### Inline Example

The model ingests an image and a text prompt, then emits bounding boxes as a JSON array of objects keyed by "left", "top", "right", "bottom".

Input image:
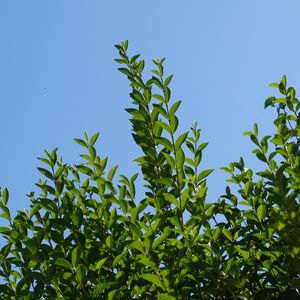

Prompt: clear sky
[{"left": 0, "top": 1, "right": 300, "bottom": 218}]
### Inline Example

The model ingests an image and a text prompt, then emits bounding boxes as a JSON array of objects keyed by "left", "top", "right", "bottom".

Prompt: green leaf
[
  {"left": 118, "top": 67, "right": 132, "bottom": 77},
  {"left": 108, "top": 290, "right": 118, "bottom": 300},
  {"left": 74, "top": 138, "right": 88, "bottom": 148},
  {"left": 157, "top": 178, "right": 174, "bottom": 187},
  {"left": 95, "top": 257, "right": 108, "bottom": 271},
  {"left": 2, "top": 188, "right": 9, "bottom": 205},
  {"left": 130, "top": 54, "right": 140, "bottom": 64},
  {"left": 234, "top": 246, "right": 250, "bottom": 259},
  {"left": 130, "top": 222, "right": 141, "bottom": 237},
  {"left": 253, "top": 123, "right": 258, "bottom": 136},
  {"left": 112, "top": 251, "right": 127, "bottom": 267},
  {"left": 163, "top": 193, "right": 180, "bottom": 209},
  {"left": 152, "top": 94, "right": 165, "bottom": 103},
  {"left": 195, "top": 149, "right": 202, "bottom": 166},
  {"left": 141, "top": 273, "right": 164, "bottom": 289},
  {"left": 197, "top": 169, "right": 214, "bottom": 182},
  {"left": 264, "top": 96, "right": 275, "bottom": 109},
  {"left": 0, "top": 226, "right": 10, "bottom": 234},
  {"left": 37, "top": 167, "right": 53, "bottom": 180},
  {"left": 170, "top": 114, "right": 178, "bottom": 133},
  {"left": 72, "top": 247, "right": 80, "bottom": 267},
  {"left": 54, "top": 258, "right": 72, "bottom": 269},
  {"left": 129, "top": 173, "right": 138, "bottom": 199},
  {"left": 269, "top": 83, "right": 279, "bottom": 88},
  {"left": 90, "top": 132, "right": 100, "bottom": 146},
  {"left": 153, "top": 104, "right": 168, "bottom": 118},
  {"left": 281, "top": 74, "right": 287, "bottom": 88},
  {"left": 76, "top": 264, "right": 87, "bottom": 283},
  {"left": 170, "top": 100, "right": 181, "bottom": 115},
  {"left": 175, "top": 132, "right": 188, "bottom": 150},
  {"left": 157, "top": 120, "right": 171, "bottom": 134},
  {"left": 222, "top": 228, "right": 233, "bottom": 242},
  {"left": 37, "top": 157, "right": 53, "bottom": 167},
  {"left": 164, "top": 87, "right": 171, "bottom": 103},
  {"left": 108, "top": 165, "right": 118, "bottom": 181},
  {"left": 76, "top": 165, "right": 94, "bottom": 176},
  {"left": 164, "top": 74, "right": 173, "bottom": 87},
  {"left": 106, "top": 236, "right": 114, "bottom": 248},
  {"left": 157, "top": 137, "right": 173, "bottom": 152},
  {"left": 0, "top": 204, "right": 11, "bottom": 220},
  {"left": 250, "top": 134, "right": 259, "bottom": 146},
  {"left": 151, "top": 76, "right": 163, "bottom": 89},
  {"left": 198, "top": 142, "right": 208, "bottom": 151},
  {"left": 93, "top": 282, "right": 116, "bottom": 297},
  {"left": 163, "top": 153, "right": 175, "bottom": 169},
  {"left": 55, "top": 165, "right": 65, "bottom": 180},
  {"left": 176, "top": 148, "right": 185, "bottom": 169},
  {"left": 257, "top": 204, "right": 266, "bottom": 222},
  {"left": 24, "top": 239, "right": 37, "bottom": 255}
]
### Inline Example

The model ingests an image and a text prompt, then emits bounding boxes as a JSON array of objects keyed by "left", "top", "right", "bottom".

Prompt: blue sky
[{"left": 0, "top": 1, "right": 300, "bottom": 217}]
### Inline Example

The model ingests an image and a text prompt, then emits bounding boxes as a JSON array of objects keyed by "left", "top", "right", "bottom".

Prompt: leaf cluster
[{"left": 0, "top": 43, "right": 299, "bottom": 299}]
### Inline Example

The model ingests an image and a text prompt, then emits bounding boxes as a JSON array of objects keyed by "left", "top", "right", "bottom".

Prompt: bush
[{"left": 0, "top": 41, "right": 299, "bottom": 299}]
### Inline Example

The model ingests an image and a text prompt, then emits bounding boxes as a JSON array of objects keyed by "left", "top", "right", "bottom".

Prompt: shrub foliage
[{"left": 0, "top": 41, "right": 299, "bottom": 299}]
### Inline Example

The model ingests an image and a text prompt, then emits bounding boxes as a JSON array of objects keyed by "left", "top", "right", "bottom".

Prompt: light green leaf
[
  {"left": 222, "top": 228, "right": 233, "bottom": 242},
  {"left": 55, "top": 165, "right": 66, "bottom": 180},
  {"left": 164, "top": 74, "right": 173, "bottom": 87},
  {"left": 176, "top": 148, "right": 185, "bottom": 169},
  {"left": 163, "top": 193, "right": 180, "bottom": 209},
  {"left": 72, "top": 247, "right": 79, "bottom": 267},
  {"left": 106, "top": 236, "right": 114, "bottom": 248},
  {"left": 157, "top": 137, "right": 173, "bottom": 151},
  {"left": 112, "top": 251, "right": 127, "bottom": 267},
  {"left": 90, "top": 132, "right": 100, "bottom": 146},
  {"left": 95, "top": 257, "right": 108, "bottom": 271},
  {"left": 141, "top": 273, "right": 164, "bottom": 289},
  {"left": 108, "top": 165, "right": 118, "bottom": 181},
  {"left": 257, "top": 204, "right": 266, "bottom": 222},
  {"left": 163, "top": 153, "right": 175, "bottom": 168},
  {"left": 54, "top": 258, "right": 72, "bottom": 269},
  {"left": 170, "top": 114, "right": 178, "bottom": 133},
  {"left": 170, "top": 100, "right": 181, "bottom": 115},
  {"left": 175, "top": 132, "right": 188, "bottom": 150},
  {"left": 74, "top": 138, "right": 88, "bottom": 148},
  {"left": 197, "top": 169, "right": 214, "bottom": 182},
  {"left": 152, "top": 94, "right": 165, "bottom": 103},
  {"left": 2, "top": 188, "right": 9, "bottom": 205},
  {"left": 253, "top": 123, "right": 258, "bottom": 136},
  {"left": 130, "top": 223, "right": 141, "bottom": 237}
]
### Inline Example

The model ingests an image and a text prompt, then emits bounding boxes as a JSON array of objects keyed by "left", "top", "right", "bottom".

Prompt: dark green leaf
[{"left": 37, "top": 167, "right": 53, "bottom": 180}]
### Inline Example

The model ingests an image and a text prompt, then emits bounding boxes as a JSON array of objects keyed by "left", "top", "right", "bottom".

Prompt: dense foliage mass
[{"left": 0, "top": 41, "right": 299, "bottom": 299}]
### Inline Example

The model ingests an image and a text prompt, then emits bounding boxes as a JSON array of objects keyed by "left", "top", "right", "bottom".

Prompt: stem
[{"left": 161, "top": 77, "right": 184, "bottom": 230}]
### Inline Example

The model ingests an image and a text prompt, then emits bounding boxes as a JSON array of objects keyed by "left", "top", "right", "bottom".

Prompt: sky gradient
[{"left": 0, "top": 1, "right": 300, "bottom": 218}]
